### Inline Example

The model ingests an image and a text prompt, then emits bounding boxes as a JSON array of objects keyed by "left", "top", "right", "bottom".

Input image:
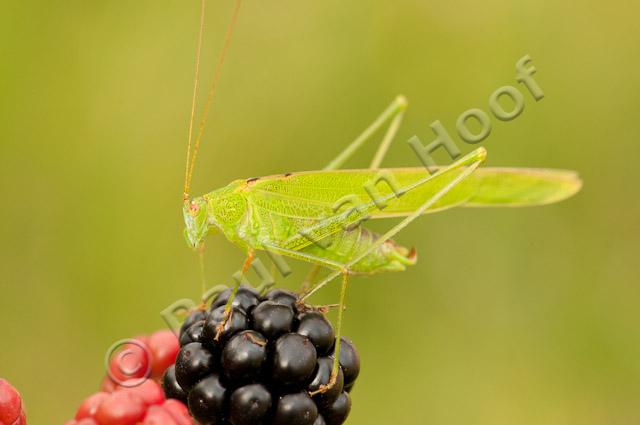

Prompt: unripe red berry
[
  {"left": 161, "top": 400, "right": 193, "bottom": 425},
  {"left": 107, "top": 339, "right": 151, "bottom": 386},
  {"left": 94, "top": 391, "right": 146, "bottom": 425},
  {"left": 66, "top": 419, "right": 98, "bottom": 425},
  {"left": 148, "top": 330, "right": 180, "bottom": 378},
  {"left": 141, "top": 406, "right": 178, "bottom": 425},
  {"left": 117, "top": 380, "right": 165, "bottom": 407},
  {"left": 75, "top": 392, "right": 109, "bottom": 419},
  {"left": 0, "top": 379, "right": 25, "bottom": 425},
  {"left": 100, "top": 376, "right": 118, "bottom": 393}
]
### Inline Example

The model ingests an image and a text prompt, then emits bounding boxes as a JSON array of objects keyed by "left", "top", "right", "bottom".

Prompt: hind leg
[
  {"left": 301, "top": 95, "right": 408, "bottom": 292},
  {"left": 302, "top": 148, "right": 487, "bottom": 391}
]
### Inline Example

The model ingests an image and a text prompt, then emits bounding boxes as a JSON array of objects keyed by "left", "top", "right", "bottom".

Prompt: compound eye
[{"left": 189, "top": 201, "right": 200, "bottom": 214}]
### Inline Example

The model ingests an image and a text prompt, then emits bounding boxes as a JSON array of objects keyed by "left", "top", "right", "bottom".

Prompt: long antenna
[
  {"left": 183, "top": 0, "right": 207, "bottom": 201},
  {"left": 183, "top": 0, "right": 243, "bottom": 201}
]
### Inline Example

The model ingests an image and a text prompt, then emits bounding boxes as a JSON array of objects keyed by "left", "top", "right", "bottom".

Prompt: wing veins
[{"left": 251, "top": 188, "right": 335, "bottom": 210}]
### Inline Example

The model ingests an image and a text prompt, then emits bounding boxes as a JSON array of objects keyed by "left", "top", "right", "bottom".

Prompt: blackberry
[
  {"left": 251, "top": 301, "right": 295, "bottom": 339},
  {"left": 271, "top": 333, "right": 317, "bottom": 389},
  {"left": 335, "top": 337, "right": 360, "bottom": 387},
  {"left": 162, "top": 365, "right": 188, "bottom": 403},
  {"left": 188, "top": 374, "right": 227, "bottom": 424},
  {"left": 180, "top": 309, "right": 208, "bottom": 335},
  {"left": 180, "top": 319, "right": 206, "bottom": 346},
  {"left": 211, "top": 285, "right": 261, "bottom": 313},
  {"left": 229, "top": 384, "right": 272, "bottom": 425},
  {"left": 297, "top": 312, "right": 335, "bottom": 355},
  {"left": 273, "top": 392, "right": 318, "bottom": 425},
  {"left": 164, "top": 287, "right": 361, "bottom": 425},
  {"left": 264, "top": 288, "right": 298, "bottom": 310},
  {"left": 221, "top": 330, "right": 267, "bottom": 382},
  {"left": 307, "top": 358, "right": 344, "bottom": 408},
  {"left": 321, "top": 392, "right": 351, "bottom": 425},
  {"left": 175, "top": 342, "right": 215, "bottom": 391},
  {"left": 202, "top": 306, "right": 248, "bottom": 348}
]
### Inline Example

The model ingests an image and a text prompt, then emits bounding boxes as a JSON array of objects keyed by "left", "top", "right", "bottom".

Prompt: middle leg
[{"left": 215, "top": 249, "right": 255, "bottom": 340}]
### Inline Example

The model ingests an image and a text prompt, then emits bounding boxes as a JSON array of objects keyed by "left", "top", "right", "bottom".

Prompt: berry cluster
[
  {"left": 66, "top": 329, "right": 191, "bottom": 425},
  {"left": 65, "top": 380, "right": 194, "bottom": 425},
  {"left": 0, "top": 379, "right": 26, "bottom": 425},
  {"left": 163, "top": 286, "right": 360, "bottom": 425}
]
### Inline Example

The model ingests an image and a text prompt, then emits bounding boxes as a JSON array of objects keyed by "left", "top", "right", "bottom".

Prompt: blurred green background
[{"left": 1, "top": 1, "right": 639, "bottom": 423}]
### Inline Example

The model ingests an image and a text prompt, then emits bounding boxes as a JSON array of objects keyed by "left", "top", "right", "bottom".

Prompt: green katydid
[{"left": 180, "top": 1, "right": 581, "bottom": 393}]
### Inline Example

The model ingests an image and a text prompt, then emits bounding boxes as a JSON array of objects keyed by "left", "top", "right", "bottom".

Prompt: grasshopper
[{"left": 180, "top": 0, "right": 581, "bottom": 393}]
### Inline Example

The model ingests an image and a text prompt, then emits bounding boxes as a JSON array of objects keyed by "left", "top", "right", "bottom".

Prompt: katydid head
[
  {"left": 183, "top": 197, "right": 210, "bottom": 248},
  {"left": 183, "top": 186, "right": 246, "bottom": 248}
]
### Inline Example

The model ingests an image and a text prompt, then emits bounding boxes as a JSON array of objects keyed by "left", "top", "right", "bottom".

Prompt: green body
[{"left": 183, "top": 165, "right": 581, "bottom": 274}]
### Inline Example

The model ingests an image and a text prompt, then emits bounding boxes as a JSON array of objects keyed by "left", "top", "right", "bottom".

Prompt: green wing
[
  {"left": 248, "top": 166, "right": 581, "bottom": 213},
  {"left": 243, "top": 165, "right": 581, "bottom": 250},
  {"left": 374, "top": 166, "right": 582, "bottom": 216}
]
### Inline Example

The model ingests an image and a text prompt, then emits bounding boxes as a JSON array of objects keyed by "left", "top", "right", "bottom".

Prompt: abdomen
[{"left": 298, "top": 226, "right": 416, "bottom": 274}]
